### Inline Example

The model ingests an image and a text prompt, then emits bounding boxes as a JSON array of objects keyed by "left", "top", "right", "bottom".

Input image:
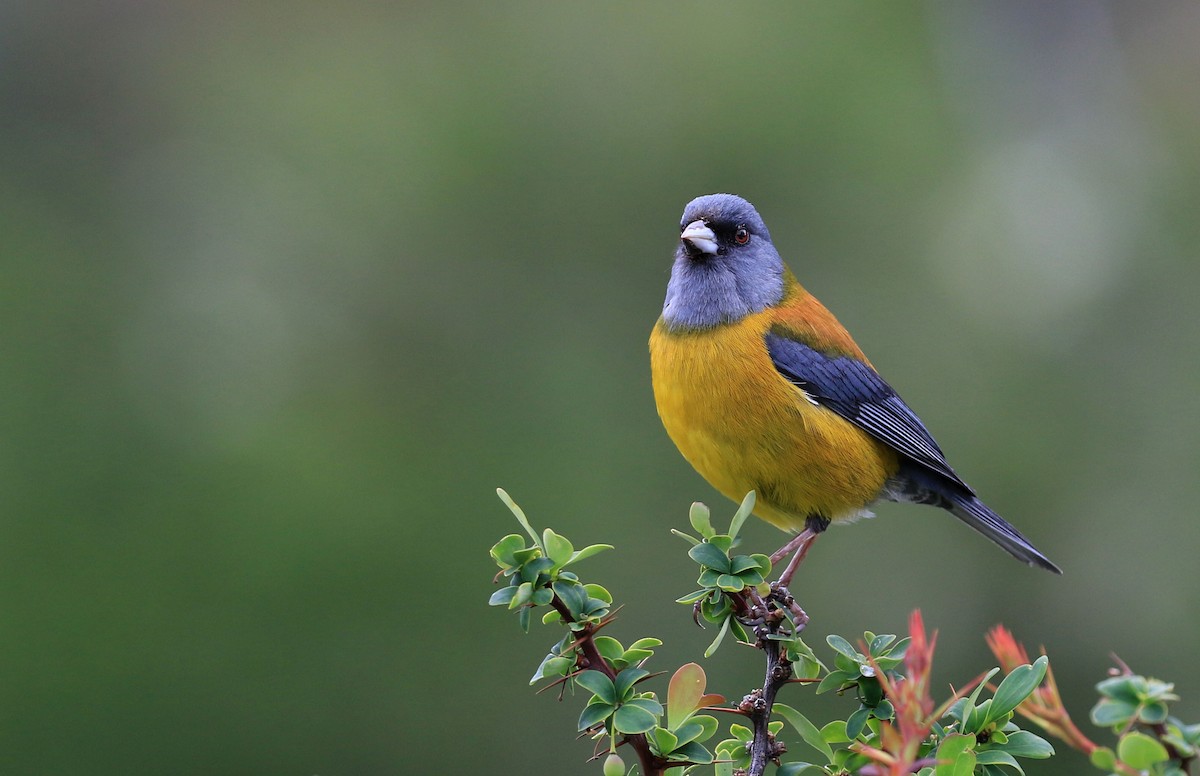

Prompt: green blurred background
[{"left": 3, "top": 2, "right": 1199, "bottom": 773}]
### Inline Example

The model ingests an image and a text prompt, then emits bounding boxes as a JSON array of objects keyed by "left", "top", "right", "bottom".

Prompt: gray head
[{"left": 660, "top": 193, "right": 786, "bottom": 331}]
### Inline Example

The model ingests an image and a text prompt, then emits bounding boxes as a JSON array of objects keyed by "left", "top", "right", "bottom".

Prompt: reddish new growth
[
  {"left": 856, "top": 610, "right": 976, "bottom": 776},
  {"left": 985, "top": 625, "right": 1097, "bottom": 757}
]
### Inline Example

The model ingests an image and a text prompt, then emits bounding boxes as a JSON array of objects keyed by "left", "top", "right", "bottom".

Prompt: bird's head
[{"left": 662, "top": 193, "right": 786, "bottom": 331}]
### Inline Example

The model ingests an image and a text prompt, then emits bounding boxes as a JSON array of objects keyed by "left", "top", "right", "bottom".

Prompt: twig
[{"left": 550, "top": 596, "right": 668, "bottom": 776}]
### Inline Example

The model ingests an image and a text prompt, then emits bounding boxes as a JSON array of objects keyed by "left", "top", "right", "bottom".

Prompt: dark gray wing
[{"left": 765, "top": 331, "right": 972, "bottom": 493}]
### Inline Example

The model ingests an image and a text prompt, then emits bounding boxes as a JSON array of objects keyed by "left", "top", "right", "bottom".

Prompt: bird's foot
[{"left": 768, "top": 583, "right": 809, "bottom": 631}]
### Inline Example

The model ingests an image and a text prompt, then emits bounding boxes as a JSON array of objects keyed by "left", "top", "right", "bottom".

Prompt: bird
[{"left": 649, "top": 193, "right": 1061, "bottom": 583}]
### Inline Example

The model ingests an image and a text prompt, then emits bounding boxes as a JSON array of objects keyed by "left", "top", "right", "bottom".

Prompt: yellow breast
[{"left": 649, "top": 311, "right": 899, "bottom": 532}]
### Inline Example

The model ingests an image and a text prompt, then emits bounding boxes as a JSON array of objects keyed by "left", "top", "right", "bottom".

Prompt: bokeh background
[{"left": 3, "top": 2, "right": 1199, "bottom": 774}]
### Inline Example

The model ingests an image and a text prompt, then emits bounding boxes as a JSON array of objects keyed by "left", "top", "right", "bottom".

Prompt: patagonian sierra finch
[{"left": 649, "top": 193, "right": 1061, "bottom": 583}]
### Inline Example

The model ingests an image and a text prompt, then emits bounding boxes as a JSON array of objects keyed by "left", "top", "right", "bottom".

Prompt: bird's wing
[{"left": 765, "top": 330, "right": 972, "bottom": 493}]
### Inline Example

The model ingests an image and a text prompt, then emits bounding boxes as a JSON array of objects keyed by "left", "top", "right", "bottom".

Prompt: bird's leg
[{"left": 769, "top": 515, "right": 829, "bottom": 588}]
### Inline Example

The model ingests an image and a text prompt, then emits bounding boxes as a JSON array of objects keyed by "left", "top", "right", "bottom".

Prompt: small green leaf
[
  {"left": 488, "top": 586, "right": 518, "bottom": 606},
  {"left": 975, "top": 750, "right": 1022, "bottom": 773},
  {"left": 680, "top": 715, "right": 719, "bottom": 744},
  {"left": 774, "top": 703, "right": 834, "bottom": 763},
  {"left": 688, "top": 542, "right": 731, "bottom": 572},
  {"left": 671, "top": 741, "right": 713, "bottom": 764},
  {"left": 575, "top": 670, "right": 616, "bottom": 704},
  {"left": 1096, "top": 675, "right": 1142, "bottom": 704},
  {"left": 935, "top": 734, "right": 975, "bottom": 776},
  {"left": 496, "top": 488, "right": 541, "bottom": 548},
  {"left": 1091, "top": 698, "right": 1137, "bottom": 727},
  {"left": 716, "top": 573, "right": 744, "bottom": 591},
  {"left": 489, "top": 534, "right": 527, "bottom": 567},
  {"left": 846, "top": 707, "right": 871, "bottom": 740},
  {"left": 992, "top": 730, "right": 1053, "bottom": 759},
  {"left": 613, "top": 702, "right": 659, "bottom": 734},
  {"left": 777, "top": 763, "right": 820, "bottom": 775},
  {"left": 614, "top": 667, "right": 649, "bottom": 700},
  {"left": 690, "top": 502, "right": 715, "bottom": 539},
  {"left": 566, "top": 543, "right": 614, "bottom": 565},
  {"left": 869, "top": 633, "right": 897, "bottom": 655},
  {"left": 510, "top": 581, "right": 533, "bottom": 609},
  {"left": 820, "top": 720, "right": 849, "bottom": 744},
  {"left": 728, "top": 491, "right": 756, "bottom": 539},
  {"left": 826, "top": 634, "right": 859, "bottom": 660},
  {"left": 704, "top": 615, "right": 733, "bottom": 658},
  {"left": 671, "top": 528, "right": 701, "bottom": 546},
  {"left": 584, "top": 583, "right": 613, "bottom": 603},
  {"left": 652, "top": 727, "right": 679, "bottom": 754},
  {"left": 986, "top": 657, "right": 1048, "bottom": 726},
  {"left": 1140, "top": 701, "right": 1170, "bottom": 724},
  {"left": 542, "top": 528, "right": 573, "bottom": 566},
  {"left": 815, "top": 670, "right": 854, "bottom": 695},
  {"left": 578, "top": 698, "right": 615, "bottom": 731},
  {"left": 1117, "top": 731, "right": 1170, "bottom": 770},
  {"left": 1088, "top": 746, "right": 1116, "bottom": 770}
]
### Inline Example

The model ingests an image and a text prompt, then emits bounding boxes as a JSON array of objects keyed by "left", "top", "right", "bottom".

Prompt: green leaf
[
  {"left": 575, "top": 670, "right": 616, "bottom": 704},
  {"left": 774, "top": 703, "right": 834, "bottom": 763},
  {"left": 935, "top": 734, "right": 976, "bottom": 776},
  {"left": 1088, "top": 746, "right": 1116, "bottom": 771},
  {"left": 553, "top": 580, "right": 588, "bottom": 618},
  {"left": 826, "top": 634, "right": 859, "bottom": 660},
  {"left": 1096, "top": 675, "right": 1142, "bottom": 704},
  {"left": 846, "top": 707, "right": 870, "bottom": 740},
  {"left": 716, "top": 573, "right": 744, "bottom": 591},
  {"left": 704, "top": 615, "right": 733, "bottom": 658},
  {"left": 869, "top": 633, "right": 897, "bottom": 654},
  {"left": 614, "top": 667, "right": 649, "bottom": 700},
  {"left": 671, "top": 741, "right": 713, "bottom": 764},
  {"left": 566, "top": 543, "right": 613, "bottom": 566},
  {"left": 488, "top": 586, "right": 518, "bottom": 606},
  {"left": 496, "top": 488, "right": 541, "bottom": 549},
  {"left": 975, "top": 750, "right": 1022, "bottom": 773},
  {"left": 690, "top": 502, "right": 715, "bottom": 539},
  {"left": 688, "top": 542, "right": 731, "bottom": 572},
  {"left": 1117, "top": 731, "right": 1170, "bottom": 769},
  {"left": 614, "top": 702, "right": 659, "bottom": 734},
  {"left": 1091, "top": 698, "right": 1137, "bottom": 727},
  {"left": 542, "top": 528, "right": 573, "bottom": 567},
  {"left": 680, "top": 715, "right": 719, "bottom": 744},
  {"left": 489, "top": 534, "right": 526, "bottom": 567},
  {"left": 578, "top": 698, "right": 615, "bottom": 731},
  {"left": 584, "top": 583, "right": 613, "bottom": 603},
  {"left": 652, "top": 727, "right": 679, "bottom": 754},
  {"left": 815, "top": 670, "right": 854, "bottom": 695},
  {"left": 1140, "top": 701, "right": 1170, "bottom": 724},
  {"left": 729, "top": 555, "right": 761, "bottom": 575},
  {"left": 820, "top": 720, "right": 850, "bottom": 744},
  {"left": 992, "top": 730, "right": 1053, "bottom": 759},
  {"left": 777, "top": 764, "right": 820, "bottom": 775},
  {"left": 510, "top": 581, "right": 533, "bottom": 609},
  {"left": 986, "top": 657, "right": 1048, "bottom": 726},
  {"left": 728, "top": 490, "right": 756, "bottom": 539}
]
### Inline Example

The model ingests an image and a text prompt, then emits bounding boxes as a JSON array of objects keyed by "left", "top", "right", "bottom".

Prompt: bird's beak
[{"left": 680, "top": 219, "right": 719, "bottom": 255}]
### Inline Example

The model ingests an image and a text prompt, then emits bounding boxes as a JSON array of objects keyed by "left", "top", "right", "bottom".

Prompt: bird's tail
[{"left": 945, "top": 494, "right": 1062, "bottom": 574}]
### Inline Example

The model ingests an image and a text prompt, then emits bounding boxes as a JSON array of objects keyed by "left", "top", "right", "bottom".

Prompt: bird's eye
[{"left": 734, "top": 226, "right": 750, "bottom": 245}]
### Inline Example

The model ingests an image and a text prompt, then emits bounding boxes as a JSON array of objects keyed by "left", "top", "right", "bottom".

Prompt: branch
[{"left": 550, "top": 596, "right": 668, "bottom": 776}]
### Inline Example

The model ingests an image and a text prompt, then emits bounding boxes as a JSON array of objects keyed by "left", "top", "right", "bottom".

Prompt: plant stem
[
  {"left": 551, "top": 596, "right": 667, "bottom": 776},
  {"left": 745, "top": 591, "right": 795, "bottom": 776}
]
